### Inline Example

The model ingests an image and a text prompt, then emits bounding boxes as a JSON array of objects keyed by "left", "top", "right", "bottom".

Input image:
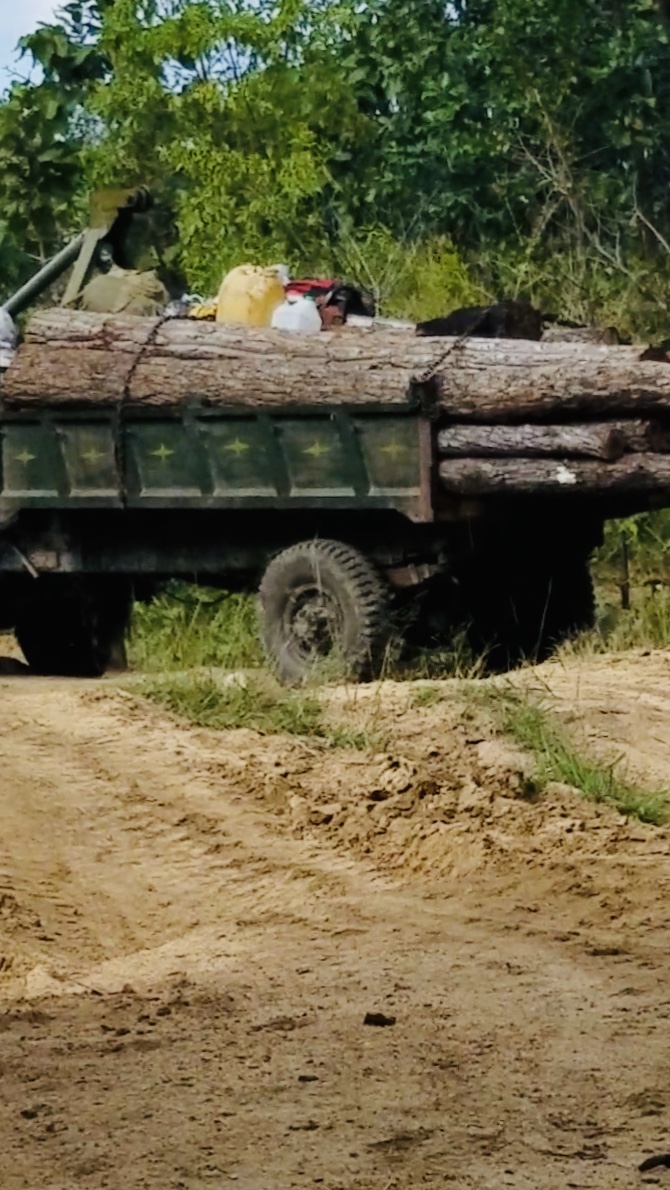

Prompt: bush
[
  {"left": 569, "top": 511, "right": 670, "bottom": 654},
  {"left": 310, "top": 226, "right": 486, "bottom": 322},
  {"left": 129, "top": 583, "right": 262, "bottom": 672}
]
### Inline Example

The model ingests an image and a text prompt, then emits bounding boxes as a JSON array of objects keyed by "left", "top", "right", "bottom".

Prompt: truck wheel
[
  {"left": 15, "top": 578, "right": 131, "bottom": 677},
  {"left": 259, "top": 540, "right": 389, "bottom": 683}
]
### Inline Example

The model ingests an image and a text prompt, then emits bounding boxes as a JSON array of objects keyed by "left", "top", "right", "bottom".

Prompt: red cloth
[{"left": 285, "top": 278, "right": 337, "bottom": 298}]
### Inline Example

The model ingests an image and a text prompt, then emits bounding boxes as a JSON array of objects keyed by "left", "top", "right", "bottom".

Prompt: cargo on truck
[{"left": 1, "top": 297, "right": 670, "bottom": 680}]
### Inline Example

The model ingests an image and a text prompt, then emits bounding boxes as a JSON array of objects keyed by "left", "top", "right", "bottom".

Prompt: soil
[{"left": 1, "top": 646, "right": 670, "bottom": 1189}]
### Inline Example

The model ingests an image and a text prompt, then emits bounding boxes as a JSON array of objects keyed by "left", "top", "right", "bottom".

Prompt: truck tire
[
  {"left": 259, "top": 540, "right": 389, "bottom": 683},
  {"left": 15, "top": 578, "right": 131, "bottom": 677}
]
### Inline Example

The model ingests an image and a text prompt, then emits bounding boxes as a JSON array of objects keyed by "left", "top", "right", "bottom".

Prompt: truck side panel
[{"left": 0, "top": 409, "right": 432, "bottom": 521}]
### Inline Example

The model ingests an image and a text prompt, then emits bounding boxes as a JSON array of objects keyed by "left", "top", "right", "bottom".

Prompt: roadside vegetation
[
  {"left": 134, "top": 651, "right": 668, "bottom": 823},
  {"left": 129, "top": 584, "right": 262, "bottom": 672},
  {"left": 560, "top": 513, "right": 670, "bottom": 656},
  {"left": 480, "top": 686, "right": 668, "bottom": 826},
  {"left": 136, "top": 669, "right": 386, "bottom": 751}
]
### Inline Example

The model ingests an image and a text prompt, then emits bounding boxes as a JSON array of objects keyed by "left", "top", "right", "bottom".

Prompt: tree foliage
[{"left": 2, "top": 0, "right": 670, "bottom": 320}]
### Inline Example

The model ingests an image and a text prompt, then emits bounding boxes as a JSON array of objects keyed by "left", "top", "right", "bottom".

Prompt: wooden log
[
  {"left": 1, "top": 310, "right": 437, "bottom": 409},
  {"left": 606, "top": 419, "right": 670, "bottom": 453},
  {"left": 438, "top": 455, "right": 670, "bottom": 496},
  {"left": 428, "top": 338, "right": 670, "bottom": 421},
  {"left": 1, "top": 314, "right": 157, "bottom": 406},
  {"left": 437, "top": 423, "right": 626, "bottom": 461},
  {"left": 6, "top": 309, "right": 670, "bottom": 423},
  {"left": 542, "top": 325, "right": 621, "bottom": 345}
]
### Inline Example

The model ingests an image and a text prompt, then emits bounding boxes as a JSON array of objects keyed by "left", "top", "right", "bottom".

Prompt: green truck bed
[{"left": 0, "top": 407, "right": 432, "bottom": 522}]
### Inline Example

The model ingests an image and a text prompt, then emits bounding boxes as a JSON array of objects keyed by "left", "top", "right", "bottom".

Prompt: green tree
[
  {"left": 5, "top": 0, "right": 670, "bottom": 306},
  {"left": 330, "top": 0, "right": 670, "bottom": 248},
  {"left": 0, "top": 1, "right": 108, "bottom": 299},
  {"left": 72, "top": 1, "right": 373, "bottom": 288}
]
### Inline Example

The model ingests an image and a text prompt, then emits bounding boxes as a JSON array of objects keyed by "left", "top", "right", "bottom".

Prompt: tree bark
[
  {"left": 5, "top": 310, "right": 670, "bottom": 424},
  {"left": 1, "top": 310, "right": 434, "bottom": 409},
  {"left": 437, "top": 423, "right": 626, "bottom": 461},
  {"left": 2, "top": 313, "right": 153, "bottom": 407},
  {"left": 438, "top": 455, "right": 670, "bottom": 496},
  {"left": 541, "top": 326, "right": 620, "bottom": 345},
  {"left": 427, "top": 339, "right": 670, "bottom": 421},
  {"left": 606, "top": 419, "right": 670, "bottom": 453}
]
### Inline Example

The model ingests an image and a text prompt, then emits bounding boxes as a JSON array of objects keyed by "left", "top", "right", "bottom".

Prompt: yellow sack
[
  {"left": 187, "top": 301, "right": 218, "bottom": 321},
  {"left": 215, "top": 264, "right": 286, "bottom": 327}
]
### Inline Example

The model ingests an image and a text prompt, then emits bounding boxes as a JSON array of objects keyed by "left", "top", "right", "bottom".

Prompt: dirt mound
[
  {"left": 2, "top": 660, "right": 670, "bottom": 1189},
  {"left": 518, "top": 649, "right": 670, "bottom": 790},
  {"left": 137, "top": 675, "right": 670, "bottom": 904}
]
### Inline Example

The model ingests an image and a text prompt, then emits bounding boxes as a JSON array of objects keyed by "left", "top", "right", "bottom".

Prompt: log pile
[
  {"left": 436, "top": 420, "right": 670, "bottom": 495},
  {"left": 5, "top": 308, "right": 670, "bottom": 418},
  {"left": 3, "top": 308, "right": 670, "bottom": 498},
  {"left": 437, "top": 455, "right": 670, "bottom": 496}
]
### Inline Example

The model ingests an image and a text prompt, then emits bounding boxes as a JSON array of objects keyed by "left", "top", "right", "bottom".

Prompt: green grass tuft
[
  {"left": 138, "top": 672, "right": 321, "bottom": 735},
  {"left": 559, "top": 585, "right": 670, "bottom": 658},
  {"left": 325, "top": 722, "right": 387, "bottom": 750},
  {"left": 409, "top": 684, "right": 446, "bottom": 709},
  {"left": 136, "top": 671, "right": 383, "bottom": 749},
  {"left": 484, "top": 687, "right": 668, "bottom": 825}
]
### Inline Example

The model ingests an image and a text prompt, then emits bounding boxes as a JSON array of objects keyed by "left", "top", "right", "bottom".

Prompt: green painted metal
[{"left": 0, "top": 408, "right": 429, "bottom": 519}]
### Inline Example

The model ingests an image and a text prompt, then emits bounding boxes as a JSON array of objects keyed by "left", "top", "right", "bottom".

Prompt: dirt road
[{"left": 1, "top": 654, "right": 670, "bottom": 1190}]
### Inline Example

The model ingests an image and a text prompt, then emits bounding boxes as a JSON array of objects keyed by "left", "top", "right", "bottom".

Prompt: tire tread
[{"left": 259, "top": 538, "right": 389, "bottom": 682}]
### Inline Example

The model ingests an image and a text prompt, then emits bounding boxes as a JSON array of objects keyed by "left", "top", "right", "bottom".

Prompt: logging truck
[{"left": 1, "top": 306, "right": 670, "bottom": 680}]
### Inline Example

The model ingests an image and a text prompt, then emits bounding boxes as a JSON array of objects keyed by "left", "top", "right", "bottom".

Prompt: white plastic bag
[{"left": 271, "top": 294, "right": 322, "bottom": 334}]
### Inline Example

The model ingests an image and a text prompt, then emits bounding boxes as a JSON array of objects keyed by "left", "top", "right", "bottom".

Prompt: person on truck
[{"left": 77, "top": 197, "right": 186, "bottom": 317}]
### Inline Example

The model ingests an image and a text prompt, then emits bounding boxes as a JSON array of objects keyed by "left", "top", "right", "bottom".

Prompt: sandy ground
[{"left": 1, "top": 649, "right": 670, "bottom": 1189}]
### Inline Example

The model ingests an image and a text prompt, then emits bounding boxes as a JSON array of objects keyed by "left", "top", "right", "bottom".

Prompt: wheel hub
[{"left": 287, "top": 587, "right": 342, "bottom": 656}]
